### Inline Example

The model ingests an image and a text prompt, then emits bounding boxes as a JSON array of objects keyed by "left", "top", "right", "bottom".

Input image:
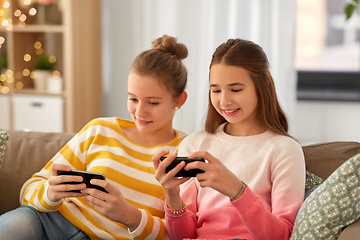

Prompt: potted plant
[
  {"left": 33, "top": 54, "right": 55, "bottom": 91},
  {"left": 0, "top": 51, "right": 7, "bottom": 88}
]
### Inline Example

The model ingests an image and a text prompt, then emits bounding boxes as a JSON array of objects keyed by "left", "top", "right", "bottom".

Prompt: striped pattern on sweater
[{"left": 20, "top": 117, "right": 186, "bottom": 239}]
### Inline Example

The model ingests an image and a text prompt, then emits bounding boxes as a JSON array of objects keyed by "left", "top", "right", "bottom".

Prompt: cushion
[
  {"left": 0, "top": 131, "right": 9, "bottom": 167},
  {"left": 305, "top": 170, "right": 324, "bottom": 199},
  {"left": 290, "top": 153, "right": 360, "bottom": 240}
]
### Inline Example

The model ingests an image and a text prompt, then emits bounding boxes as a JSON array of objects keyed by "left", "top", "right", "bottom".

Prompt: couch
[{"left": 0, "top": 130, "right": 359, "bottom": 239}]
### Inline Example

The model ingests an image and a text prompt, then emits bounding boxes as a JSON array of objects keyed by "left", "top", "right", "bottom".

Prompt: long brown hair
[
  {"left": 205, "top": 39, "right": 291, "bottom": 138},
  {"left": 130, "top": 35, "right": 188, "bottom": 99}
]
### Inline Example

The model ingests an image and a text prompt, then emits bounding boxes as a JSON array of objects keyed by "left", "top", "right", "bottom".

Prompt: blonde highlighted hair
[{"left": 130, "top": 35, "right": 188, "bottom": 99}]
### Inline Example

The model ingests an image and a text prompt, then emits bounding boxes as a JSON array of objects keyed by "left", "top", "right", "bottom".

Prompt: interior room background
[
  {"left": 0, "top": 0, "right": 359, "bottom": 146},
  {"left": 101, "top": 0, "right": 360, "bottom": 145},
  {"left": 102, "top": 0, "right": 298, "bottom": 137}
]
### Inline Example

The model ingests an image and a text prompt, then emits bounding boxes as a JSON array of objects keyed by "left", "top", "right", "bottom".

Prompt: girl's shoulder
[
  {"left": 269, "top": 132, "right": 301, "bottom": 145},
  {"left": 78, "top": 117, "right": 128, "bottom": 136},
  {"left": 175, "top": 130, "right": 188, "bottom": 140},
  {"left": 84, "top": 117, "right": 127, "bottom": 127},
  {"left": 268, "top": 132, "right": 303, "bottom": 153},
  {"left": 180, "top": 130, "right": 210, "bottom": 145},
  {"left": 185, "top": 129, "right": 209, "bottom": 139}
]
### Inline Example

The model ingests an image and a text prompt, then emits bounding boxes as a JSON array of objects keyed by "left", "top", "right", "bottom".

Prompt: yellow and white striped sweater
[{"left": 20, "top": 117, "right": 186, "bottom": 240}]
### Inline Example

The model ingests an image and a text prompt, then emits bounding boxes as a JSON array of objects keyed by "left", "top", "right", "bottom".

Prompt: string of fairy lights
[{"left": 0, "top": 0, "right": 60, "bottom": 94}]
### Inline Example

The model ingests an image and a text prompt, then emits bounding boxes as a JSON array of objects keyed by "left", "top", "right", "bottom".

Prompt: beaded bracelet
[
  {"left": 230, "top": 181, "right": 246, "bottom": 201},
  {"left": 164, "top": 201, "right": 187, "bottom": 218}
]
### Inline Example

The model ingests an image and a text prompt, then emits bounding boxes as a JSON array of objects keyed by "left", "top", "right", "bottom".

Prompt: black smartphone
[
  {"left": 57, "top": 170, "right": 108, "bottom": 193},
  {"left": 160, "top": 157, "right": 205, "bottom": 177}
]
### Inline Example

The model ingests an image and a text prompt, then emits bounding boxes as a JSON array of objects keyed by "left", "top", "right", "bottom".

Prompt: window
[{"left": 295, "top": 0, "right": 360, "bottom": 101}]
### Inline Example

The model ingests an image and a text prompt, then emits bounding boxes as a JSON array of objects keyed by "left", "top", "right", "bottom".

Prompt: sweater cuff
[
  {"left": 43, "top": 181, "right": 63, "bottom": 207},
  {"left": 128, "top": 209, "right": 147, "bottom": 238},
  {"left": 230, "top": 185, "right": 258, "bottom": 213},
  {"left": 164, "top": 201, "right": 187, "bottom": 218}
]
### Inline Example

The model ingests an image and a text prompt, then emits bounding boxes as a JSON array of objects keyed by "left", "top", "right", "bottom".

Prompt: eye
[
  {"left": 211, "top": 89, "right": 221, "bottom": 93},
  {"left": 129, "top": 97, "right": 138, "bottom": 102},
  {"left": 149, "top": 102, "right": 159, "bottom": 105},
  {"left": 232, "top": 89, "right": 243, "bottom": 92}
]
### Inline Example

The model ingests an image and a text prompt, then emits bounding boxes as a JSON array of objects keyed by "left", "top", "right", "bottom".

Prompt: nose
[
  {"left": 135, "top": 101, "right": 148, "bottom": 118},
  {"left": 220, "top": 92, "right": 232, "bottom": 107}
]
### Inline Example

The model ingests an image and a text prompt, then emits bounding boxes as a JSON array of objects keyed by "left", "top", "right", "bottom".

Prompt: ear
[{"left": 175, "top": 91, "right": 188, "bottom": 109}]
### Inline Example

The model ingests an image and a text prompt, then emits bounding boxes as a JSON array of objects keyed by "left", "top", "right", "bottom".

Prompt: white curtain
[{"left": 101, "top": 0, "right": 297, "bottom": 135}]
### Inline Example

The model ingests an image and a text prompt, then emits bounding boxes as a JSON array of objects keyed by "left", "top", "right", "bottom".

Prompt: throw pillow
[
  {"left": 290, "top": 153, "right": 360, "bottom": 240},
  {"left": 305, "top": 170, "right": 324, "bottom": 199},
  {"left": 0, "top": 131, "right": 9, "bottom": 167}
]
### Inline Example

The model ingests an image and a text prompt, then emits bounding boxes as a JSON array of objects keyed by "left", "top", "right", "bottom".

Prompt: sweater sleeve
[
  {"left": 232, "top": 139, "right": 305, "bottom": 240},
  {"left": 164, "top": 179, "right": 199, "bottom": 240},
  {"left": 232, "top": 186, "right": 294, "bottom": 240},
  {"left": 163, "top": 132, "right": 203, "bottom": 240},
  {"left": 19, "top": 133, "right": 83, "bottom": 211},
  {"left": 130, "top": 209, "right": 168, "bottom": 240}
]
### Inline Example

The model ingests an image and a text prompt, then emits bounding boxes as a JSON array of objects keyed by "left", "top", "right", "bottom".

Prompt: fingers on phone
[
  {"left": 170, "top": 161, "right": 186, "bottom": 176},
  {"left": 89, "top": 179, "right": 109, "bottom": 193},
  {"left": 52, "top": 164, "right": 71, "bottom": 175},
  {"left": 57, "top": 175, "right": 85, "bottom": 192},
  {"left": 184, "top": 160, "right": 203, "bottom": 171},
  {"left": 59, "top": 175, "right": 83, "bottom": 184},
  {"left": 61, "top": 183, "right": 87, "bottom": 193}
]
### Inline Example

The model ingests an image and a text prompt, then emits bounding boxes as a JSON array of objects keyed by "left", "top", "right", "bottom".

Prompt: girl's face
[
  {"left": 209, "top": 64, "right": 260, "bottom": 136},
  {"left": 127, "top": 71, "right": 178, "bottom": 135}
]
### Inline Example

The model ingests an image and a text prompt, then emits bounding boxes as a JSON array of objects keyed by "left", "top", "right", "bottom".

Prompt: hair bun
[{"left": 152, "top": 35, "right": 188, "bottom": 60}]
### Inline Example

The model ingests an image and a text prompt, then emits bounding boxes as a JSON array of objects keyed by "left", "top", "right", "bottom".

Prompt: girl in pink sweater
[{"left": 153, "top": 39, "right": 305, "bottom": 240}]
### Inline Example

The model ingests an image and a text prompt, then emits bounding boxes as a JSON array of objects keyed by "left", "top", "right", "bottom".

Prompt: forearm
[
  {"left": 233, "top": 187, "right": 293, "bottom": 240},
  {"left": 164, "top": 179, "right": 199, "bottom": 240},
  {"left": 165, "top": 210, "right": 197, "bottom": 240},
  {"left": 121, "top": 204, "right": 142, "bottom": 232},
  {"left": 164, "top": 190, "right": 183, "bottom": 211}
]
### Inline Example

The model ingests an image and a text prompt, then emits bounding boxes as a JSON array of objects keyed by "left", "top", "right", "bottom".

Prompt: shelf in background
[
  {"left": 11, "top": 88, "right": 64, "bottom": 96},
  {"left": 10, "top": 25, "right": 64, "bottom": 33}
]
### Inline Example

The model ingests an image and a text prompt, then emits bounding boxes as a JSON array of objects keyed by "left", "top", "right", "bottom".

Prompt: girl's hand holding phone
[
  {"left": 152, "top": 151, "right": 193, "bottom": 193},
  {"left": 186, "top": 151, "right": 243, "bottom": 199},
  {"left": 82, "top": 179, "right": 142, "bottom": 231},
  {"left": 47, "top": 164, "right": 87, "bottom": 202},
  {"left": 49, "top": 164, "right": 141, "bottom": 231},
  {"left": 152, "top": 150, "right": 191, "bottom": 210}
]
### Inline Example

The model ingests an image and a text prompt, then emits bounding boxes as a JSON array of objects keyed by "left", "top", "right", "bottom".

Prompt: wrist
[
  {"left": 164, "top": 200, "right": 187, "bottom": 217},
  {"left": 230, "top": 181, "right": 246, "bottom": 201},
  {"left": 123, "top": 205, "right": 142, "bottom": 232},
  {"left": 164, "top": 190, "right": 182, "bottom": 210}
]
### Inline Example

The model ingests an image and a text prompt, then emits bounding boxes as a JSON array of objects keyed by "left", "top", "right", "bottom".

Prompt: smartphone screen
[
  {"left": 160, "top": 157, "right": 205, "bottom": 177},
  {"left": 57, "top": 170, "right": 108, "bottom": 193}
]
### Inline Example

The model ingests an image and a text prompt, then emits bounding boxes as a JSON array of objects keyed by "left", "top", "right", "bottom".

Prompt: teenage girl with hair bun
[
  {"left": 153, "top": 38, "right": 305, "bottom": 240},
  {"left": 0, "top": 35, "right": 188, "bottom": 240}
]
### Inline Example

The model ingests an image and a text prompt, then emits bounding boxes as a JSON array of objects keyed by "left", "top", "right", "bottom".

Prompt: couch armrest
[
  {"left": 337, "top": 217, "right": 360, "bottom": 240},
  {"left": 0, "top": 130, "right": 75, "bottom": 215},
  {"left": 303, "top": 141, "right": 360, "bottom": 179}
]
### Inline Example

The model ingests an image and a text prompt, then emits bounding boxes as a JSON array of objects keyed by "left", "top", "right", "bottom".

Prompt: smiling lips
[
  {"left": 136, "top": 118, "right": 152, "bottom": 125},
  {"left": 222, "top": 108, "right": 240, "bottom": 116}
]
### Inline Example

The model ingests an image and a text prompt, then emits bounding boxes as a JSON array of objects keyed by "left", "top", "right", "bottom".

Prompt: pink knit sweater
[{"left": 165, "top": 124, "right": 305, "bottom": 240}]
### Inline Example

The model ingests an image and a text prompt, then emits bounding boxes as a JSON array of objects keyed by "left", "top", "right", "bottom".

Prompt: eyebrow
[
  {"left": 127, "top": 92, "right": 162, "bottom": 99},
  {"left": 210, "top": 82, "right": 245, "bottom": 87}
]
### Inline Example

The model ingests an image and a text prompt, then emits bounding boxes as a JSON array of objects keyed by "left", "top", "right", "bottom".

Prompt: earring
[{"left": 175, "top": 107, "right": 179, "bottom": 110}]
